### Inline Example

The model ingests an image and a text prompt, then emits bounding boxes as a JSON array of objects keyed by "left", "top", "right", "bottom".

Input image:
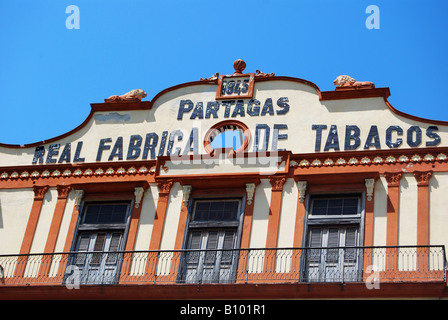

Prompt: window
[
  {"left": 81, "top": 203, "right": 129, "bottom": 224},
  {"left": 309, "top": 194, "right": 361, "bottom": 217},
  {"left": 180, "top": 199, "right": 243, "bottom": 283},
  {"left": 304, "top": 194, "right": 363, "bottom": 282},
  {"left": 67, "top": 201, "right": 131, "bottom": 285}
]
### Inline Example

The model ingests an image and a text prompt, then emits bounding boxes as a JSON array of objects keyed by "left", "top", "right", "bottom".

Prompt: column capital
[
  {"left": 33, "top": 185, "right": 49, "bottom": 200},
  {"left": 56, "top": 185, "right": 72, "bottom": 199},
  {"left": 158, "top": 180, "right": 174, "bottom": 196},
  {"left": 413, "top": 171, "right": 433, "bottom": 186},
  {"left": 269, "top": 176, "right": 286, "bottom": 192},
  {"left": 384, "top": 172, "right": 403, "bottom": 187}
]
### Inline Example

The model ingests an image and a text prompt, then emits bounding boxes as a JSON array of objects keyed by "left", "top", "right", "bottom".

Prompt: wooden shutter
[
  {"left": 205, "top": 231, "right": 219, "bottom": 264},
  {"left": 326, "top": 228, "right": 340, "bottom": 263},
  {"left": 75, "top": 233, "right": 90, "bottom": 265},
  {"left": 187, "top": 231, "right": 202, "bottom": 264},
  {"left": 309, "top": 228, "right": 322, "bottom": 263},
  {"left": 221, "top": 230, "right": 236, "bottom": 264},
  {"left": 91, "top": 233, "right": 106, "bottom": 265},
  {"left": 106, "top": 233, "right": 122, "bottom": 264},
  {"left": 344, "top": 227, "right": 357, "bottom": 262}
]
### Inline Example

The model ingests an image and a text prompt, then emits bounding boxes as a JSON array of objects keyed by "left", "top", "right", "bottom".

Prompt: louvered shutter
[
  {"left": 187, "top": 231, "right": 202, "bottom": 264},
  {"left": 106, "top": 233, "right": 122, "bottom": 264},
  {"left": 75, "top": 233, "right": 90, "bottom": 265},
  {"left": 326, "top": 228, "right": 340, "bottom": 263},
  {"left": 221, "top": 230, "right": 236, "bottom": 264},
  {"left": 205, "top": 231, "right": 219, "bottom": 264},
  {"left": 309, "top": 228, "right": 322, "bottom": 263},
  {"left": 91, "top": 233, "right": 106, "bottom": 265},
  {"left": 344, "top": 227, "right": 357, "bottom": 262}
]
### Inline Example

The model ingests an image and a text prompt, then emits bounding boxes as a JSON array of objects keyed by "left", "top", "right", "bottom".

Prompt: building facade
[{"left": 1, "top": 60, "right": 448, "bottom": 299}]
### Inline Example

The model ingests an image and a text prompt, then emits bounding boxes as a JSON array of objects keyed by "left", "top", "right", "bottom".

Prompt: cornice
[{"left": 0, "top": 148, "right": 446, "bottom": 183}]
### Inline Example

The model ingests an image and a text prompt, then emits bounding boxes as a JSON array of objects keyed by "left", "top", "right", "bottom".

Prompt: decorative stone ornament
[
  {"left": 365, "top": 178, "right": 375, "bottom": 201},
  {"left": 105, "top": 89, "right": 147, "bottom": 103},
  {"left": 134, "top": 187, "right": 144, "bottom": 208},
  {"left": 182, "top": 185, "right": 192, "bottom": 207},
  {"left": 233, "top": 59, "right": 246, "bottom": 74},
  {"left": 333, "top": 75, "right": 375, "bottom": 89},
  {"left": 246, "top": 183, "right": 256, "bottom": 205},
  {"left": 297, "top": 181, "right": 307, "bottom": 203},
  {"left": 74, "top": 190, "right": 84, "bottom": 209}
]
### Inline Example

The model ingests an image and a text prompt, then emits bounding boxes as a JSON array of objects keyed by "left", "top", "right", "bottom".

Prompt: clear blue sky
[{"left": 1, "top": 0, "right": 447, "bottom": 145}]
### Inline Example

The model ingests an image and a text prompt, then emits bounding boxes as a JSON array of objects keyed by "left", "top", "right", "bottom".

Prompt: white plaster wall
[
  {"left": 29, "top": 188, "right": 57, "bottom": 254},
  {"left": 249, "top": 179, "right": 271, "bottom": 248},
  {"left": 429, "top": 172, "right": 448, "bottom": 249},
  {"left": 133, "top": 183, "right": 158, "bottom": 251},
  {"left": 159, "top": 182, "right": 183, "bottom": 250},
  {"left": 277, "top": 178, "right": 298, "bottom": 248},
  {"left": 373, "top": 176, "right": 388, "bottom": 246},
  {"left": 0, "top": 189, "right": 34, "bottom": 254},
  {"left": 54, "top": 189, "right": 76, "bottom": 252},
  {"left": 398, "top": 174, "right": 418, "bottom": 246}
]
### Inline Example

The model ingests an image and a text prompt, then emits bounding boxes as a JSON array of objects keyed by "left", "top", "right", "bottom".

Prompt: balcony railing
[{"left": 0, "top": 246, "right": 445, "bottom": 286}]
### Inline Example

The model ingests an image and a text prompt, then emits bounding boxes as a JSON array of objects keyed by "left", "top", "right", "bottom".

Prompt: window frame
[
  {"left": 76, "top": 200, "right": 133, "bottom": 232},
  {"left": 179, "top": 197, "right": 246, "bottom": 283},
  {"left": 70, "top": 200, "right": 133, "bottom": 252},
  {"left": 306, "top": 193, "right": 364, "bottom": 226}
]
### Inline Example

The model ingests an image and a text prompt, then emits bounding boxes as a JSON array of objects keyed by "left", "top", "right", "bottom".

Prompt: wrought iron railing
[{"left": 0, "top": 246, "right": 445, "bottom": 286}]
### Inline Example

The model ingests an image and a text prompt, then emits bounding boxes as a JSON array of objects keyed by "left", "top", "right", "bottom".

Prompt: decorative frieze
[
  {"left": 0, "top": 151, "right": 446, "bottom": 183},
  {"left": 294, "top": 152, "right": 447, "bottom": 168}
]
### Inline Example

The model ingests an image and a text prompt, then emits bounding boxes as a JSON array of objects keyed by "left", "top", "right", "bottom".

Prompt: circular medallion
[{"left": 203, "top": 120, "right": 250, "bottom": 154}]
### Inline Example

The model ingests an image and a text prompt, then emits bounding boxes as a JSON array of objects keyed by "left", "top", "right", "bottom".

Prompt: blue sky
[{"left": 1, "top": 0, "right": 447, "bottom": 145}]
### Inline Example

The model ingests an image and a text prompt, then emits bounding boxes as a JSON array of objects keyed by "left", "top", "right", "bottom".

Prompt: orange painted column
[
  {"left": 148, "top": 180, "right": 173, "bottom": 250},
  {"left": 363, "top": 178, "right": 376, "bottom": 277},
  {"left": 414, "top": 171, "right": 432, "bottom": 272},
  {"left": 119, "top": 187, "right": 146, "bottom": 282},
  {"left": 145, "top": 180, "right": 173, "bottom": 281},
  {"left": 236, "top": 183, "right": 258, "bottom": 282},
  {"left": 164, "top": 185, "right": 192, "bottom": 281},
  {"left": 291, "top": 181, "right": 307, "bottom": 280},
  {"left": 39, "top": 185, "right": 71, "bottom": 276},
  {"left": 264, "top": 177, "right": 286, "bottom": 275},
  {"left": 124, "top": 187, "right": 146, "bottom": 252},
  {"left": 56, "top": 189, "right": 84, "bottom": 278},
  {"left": 61, "top": 190, "right": 84, "bottom": 252},
  {"left": 363, "top": 178, "right": 376, "bottom": 247},
  {"left": 240, "top": 182, "right": 257, "bottom": 249},
  {"left": 384, "top": 172, "right": 402, "bottom": 271},
  {"left": 14, "top": 185, "right": 49, "bottom": 278},
  {"left": 384, "top": 172, "right": 402, "bottom": 246},
  {"left": 292, "top": 181, "right": 307, "bottom": 248},
  {"left": 413, "top": 171, "right": 432, "bottom": 246}
]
